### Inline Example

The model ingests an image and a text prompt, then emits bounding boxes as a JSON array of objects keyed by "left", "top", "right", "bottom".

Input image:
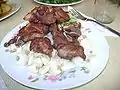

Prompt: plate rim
[{"left": 33, "top": 0, "right": 84, "bottom": 6}]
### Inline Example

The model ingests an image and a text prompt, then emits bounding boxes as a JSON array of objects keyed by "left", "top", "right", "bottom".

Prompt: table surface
[{"left": 0, "top": 0, "right": 120, "bottom": 90}]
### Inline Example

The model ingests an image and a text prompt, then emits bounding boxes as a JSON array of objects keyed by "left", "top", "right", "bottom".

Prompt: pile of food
[
  {"left": 4, "top": 5, "right": 86, "bottom": 76},
  {"left": 0, "top": 0, "right": 12, "bottom": 17}
]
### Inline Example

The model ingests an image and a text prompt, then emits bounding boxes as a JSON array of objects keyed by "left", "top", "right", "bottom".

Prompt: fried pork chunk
[
  {"left": 53, "top": 7, "right": 70, "bottom": 23},
  {"left": 24, "top": 5, "right": 70, "bottom": 24},
  {"left": 4, "top": 5, "right": 86, "bottom": 59},
  {"left": 63, "top": 22, "right": 81, "bottom": 38},
  {"left": 30, "top": 37, "right": 53, "bottom": 57},
  {"left": 57, "top": 43, "right": 86, "bottom": 60},
  {"left": 4, "top": 23, "right": 49, "bottom": 47},
  {"left": 50, "top": 23, "right": 86, "bottom": 60}
]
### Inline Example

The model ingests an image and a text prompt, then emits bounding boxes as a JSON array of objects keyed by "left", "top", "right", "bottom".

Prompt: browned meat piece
[
  {"left": 49, "top": 23, "right": 68, "bottom": 49},
  {"left": 62, "top": 22, "right": 81, "bottom": 46},
  {"left": 15, "top": 32, "right": 43, "bottom": 47},
  {"left": 65, "top": 33, "right": 80, "bottom": 46},
  {"left": 4, "top": 27, "right": 26, "bottom": 47},
  {"left": 63, "top": 22, "right": 81, "bottom": 38},
  {"left": 40, "top": 13, "right": 56, "bottom": 25},
  {"left": 4, "top": 36, "right": 18, "bottom": 47},
  {"left": 50, "top": 23, "right": 86, "bottom": 60},
  {"left": 24, "top": 5, "right": 56, "bottom": 25},
  {"left": 24, "top": 5, "right": 70, "bottom": 25},
  {"left": 20, "top": 32, "right": 44, "bottom": 42},
  {"left": 30, "top": 37, "right": 53, "bottom": 57},
  {"left": 23, "top": 7, "right": 38, "bottom": 23},
  {"left": 18, "top": 23, "right": 49, "bottom": 36},
  {"left": 58, "top": 43, "right": 86, "bottom": 60},
  {"left": 15, "top": 23, "right": 49, "bottom": 46},
  {"left": 4, "top": 22, "right": 49, "bottom": 47},
  {"left": 4, "top": 5, "right": 85, "bottom": 60},
  {"left": 54, "top": 7, "right": 70, "bottom": 23}
]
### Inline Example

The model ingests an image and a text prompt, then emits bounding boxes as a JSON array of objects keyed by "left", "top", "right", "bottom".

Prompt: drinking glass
[{"left": 93, "top": 0, "right": 118, "bottom": 24}]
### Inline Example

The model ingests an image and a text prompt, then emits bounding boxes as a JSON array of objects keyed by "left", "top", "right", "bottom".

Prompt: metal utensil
[{"left": 68, "top": 6, "right": 120, "bottom": 37}]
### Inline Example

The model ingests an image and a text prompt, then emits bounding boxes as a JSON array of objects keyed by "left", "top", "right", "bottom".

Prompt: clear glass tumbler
[{"left": 93, "top": 0, "right": 118, "bottom": 24}]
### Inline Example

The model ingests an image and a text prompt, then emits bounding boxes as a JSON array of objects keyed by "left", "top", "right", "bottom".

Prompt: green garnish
[
  {"left": 60, "top": 12, "right": 77, "bottom": 26},
  {"left": 38, "top": 0, "right": 81, "bottom": 4}
]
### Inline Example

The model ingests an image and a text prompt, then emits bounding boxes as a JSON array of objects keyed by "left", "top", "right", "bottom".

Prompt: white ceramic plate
[
  {"left": 0, "top": 0, "right": 21, "bottom": 21},
  {"left": 0, "top": 20, "right": 109, "bottom": 89},
  {"left": 33, "top": 0, "right": 84, "bottom": 6}
]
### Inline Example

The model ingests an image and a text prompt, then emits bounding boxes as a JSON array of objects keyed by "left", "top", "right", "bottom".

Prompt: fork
[{"left": 68, "top": 6, "right": 120, "bottom": 37}]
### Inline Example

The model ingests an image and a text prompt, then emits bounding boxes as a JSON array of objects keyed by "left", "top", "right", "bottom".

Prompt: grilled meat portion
[
  {"left": 4, "top": 22, "right": 49, "bottom": 47},
  {"left": 4, "top": 36, "right": 18, "bottom": 47},
  {"left": 63, "top": 22, "right": 81, "bottom": 38},
  {"left": 24, "top": 5, "right": 56, "bottom": 25},
  {"left": 18, "top": 23, "right": 49, "bottom": 36},
  {"left": 15, "top": 32, "right": 44, "bottom": 47},
  {"left": 54, "top": 7, "right": 70, "bottom": 23},
  {"left": 58, "top": 43, "right": 86, "bottom": 60},
  {"left": 24, "top": 5, "right": 70, "bottom": 25},
  {"left": 50, "top": 23, "right": 68, "bottom": 49},
  {"left": 30, "top": 37, "right": 53, "bottom": 57},
  {"left": 4, "top": 5, "right": 86, "bottom": 60},
  {"left": 50, "top": 23, "right": 86, "bottom": 60}
]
